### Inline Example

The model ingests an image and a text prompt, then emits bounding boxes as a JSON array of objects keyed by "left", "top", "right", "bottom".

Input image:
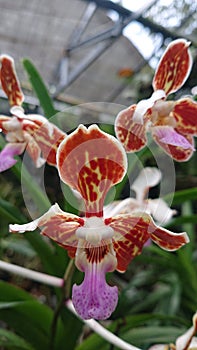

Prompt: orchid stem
[
  {"left": 49, "top": 259, "right": 75, "bottom": 350},
  {"left": 63, "top": 258, "right": 75, "bottom": 299},
  {"left": 0, "top": 260, "right": 141, "bottom": 350}
]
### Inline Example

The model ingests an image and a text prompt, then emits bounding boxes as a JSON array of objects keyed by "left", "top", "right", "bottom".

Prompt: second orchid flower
[
  {"left": 115, "top": 39, "right": 197, "bottom": 161},
  {"left": 0, "top": 55, "right": 66, "bottom": 171}
]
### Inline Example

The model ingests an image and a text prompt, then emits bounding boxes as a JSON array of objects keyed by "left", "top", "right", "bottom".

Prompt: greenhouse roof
[{"left": 0, "top": 0, "right": 196, "bottom": 107}]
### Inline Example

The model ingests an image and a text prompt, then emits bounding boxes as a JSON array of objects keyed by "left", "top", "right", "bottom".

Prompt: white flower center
[
  {"left": 133, "top": 89, "right": 166, "bottom": 124},
  {"left": 76, "top": 216, "right": 114, "bottom": 245},
  {"left": 10, "top": 106, "right": 25, "bottom": 119},
  {"left": 3, "top": 117, "right": 24, "bottom": 142}
]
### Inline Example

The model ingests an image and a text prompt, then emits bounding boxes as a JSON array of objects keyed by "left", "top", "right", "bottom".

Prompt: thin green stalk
[{"left": 49, "top": 259, "right": 75, "bottom": 350}]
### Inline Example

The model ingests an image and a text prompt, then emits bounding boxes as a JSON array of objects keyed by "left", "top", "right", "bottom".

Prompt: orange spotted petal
[
  {"left": 57, "top": 124, "right": 127, "bottom": 217},
  {"left": 173, "top": 98, "right": 197, "bottom": 135},
  {"left": 9, "top": 203, "right": 84, "bottom": 257},
  {"left": 23, "top": 115, "right": 66, "bottom": 166},
  {"left": 0, "top": 55, "right": 24, "bottom": 106},
  {"left": 107, "top": 214, "right": 150, "bottom": 272},
  {"left": 25, "top": 133, "right": 45, "bottom": 168},
  {"left": 152, "top": 126, "right": 195, "bottom": 162},
  {"left": 106, "top": 213, "right": 189, "bottom": 273},
  {"left": 153, "top": 39, "right": 192, "bottom": 96},
  {"left": 115, "top": 105, "right": 148, "bottom": 152}
]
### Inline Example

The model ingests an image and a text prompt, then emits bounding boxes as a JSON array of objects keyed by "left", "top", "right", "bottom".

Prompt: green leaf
[
  {"left": 20, "top": 162, "right": 51, "bottom": 213},
  {"left": 0, "top": 328, "right": 35, "bottom": 350},
  {"left": 0, "top": 195, "right": 64, "bottom": 277},
  {"left": 0, "top": 281, "right": 66, "bottom": 350},
  {"left": 24, "top": 231, "right": 67, "bottom": 277},
  {"left": 0, "top": 197, "right": 26, "bottom": 223},
  {"left": 1, "top": 237, "right": 36, "bottom": 258},
  {"left": 61, "top": 183, "right": 80, "bottom": 215},
  {"left": 121, "top": 325, "right": 185, "bottom": 347},
  {"left": 58, "top": 307, "right": 83, "bottom": 350},
  {"left": 166, "top": 214, "right": 197, "bottom": 227},
  {"left": 164, "top": 187, "right": 197, "bottom": 205},
  {"left": 23, "top": 59, "right": 56, "bottom": 118}
]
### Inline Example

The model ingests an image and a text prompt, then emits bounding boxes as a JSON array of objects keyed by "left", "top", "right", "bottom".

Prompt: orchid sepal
[
  {"left": 115, "top": 105, "right": 148, "bottom": 152},
  {"left": 153, "top": 39, "right": 192, "bottom": 95},
  {"left": 0, "top": 54, "right": 24, "bottom": 106},
  {"left": 57, "top": 124, "right": 127, "bottom": 217},
  {"left": 173, "top": 98, "right": 197, "bottom": 136}
]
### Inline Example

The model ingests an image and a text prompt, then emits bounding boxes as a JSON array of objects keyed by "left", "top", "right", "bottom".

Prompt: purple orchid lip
[
  {"left": 72, "top": 261, "right": 118, "bottom": 320},
  {"left": 72, "top": 244, "right": 118, "bottom": 320},
  {"left": 154, "top": 126, "right": 195, "bottom": 150}
]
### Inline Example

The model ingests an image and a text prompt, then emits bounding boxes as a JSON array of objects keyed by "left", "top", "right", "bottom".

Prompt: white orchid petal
[
  {"left": 10, "top": 218, "right": 40, "bottom": 233},
  {"left": 131, "top": 167, "right": 162, "bottom": 203},
  {"left": 148, "top": 345, "right": 167, "bottom": 350},
  {"left": 104, "top": 198, "right": 140, "bottom": 217},
  {"left": 147, "top": 198, "right": 176, "bottom": 225}
]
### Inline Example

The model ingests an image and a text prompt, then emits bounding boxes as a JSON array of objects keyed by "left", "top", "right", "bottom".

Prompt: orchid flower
[
  {"left": 10, "top": 124, "right": 189, "bottom": 320},
  {"left": 115, "top": 39, "right": 197, "bottom": 161},
  {"left": 104, "top": 167, "right": 176, "bottom": 225},
  {"left": 0, "top": 55, "right": 66, "bottom": 171},
  {"left": 149, "top": 312, "right": 197, "bottom": 350}
]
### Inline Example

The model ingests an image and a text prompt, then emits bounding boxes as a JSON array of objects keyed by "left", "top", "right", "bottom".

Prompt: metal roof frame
[{"left": 52, "top": 0, "right": 156, "bottom": 97}]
